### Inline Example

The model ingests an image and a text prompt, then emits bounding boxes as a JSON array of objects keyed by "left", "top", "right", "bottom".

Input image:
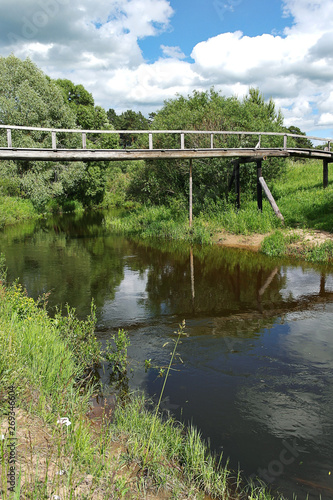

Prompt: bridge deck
[{"left": 0, "top": 147, "right": 333, "bottom": 162}]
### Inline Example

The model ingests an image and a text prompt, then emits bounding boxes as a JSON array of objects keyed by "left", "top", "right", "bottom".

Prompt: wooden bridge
[{"left": 1, "top": 125, "right": 332, "bottom": 224}]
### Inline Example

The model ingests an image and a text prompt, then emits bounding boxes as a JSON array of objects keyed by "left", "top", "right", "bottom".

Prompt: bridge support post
[
  {"left": 257, "top": 160, "right": 263, "bottom": 211},
  {"left": 189, "top": 159, "right": 193, "bottom": 228},
  {"left": 235, "top": 160, "right": 240, "bottom": 209},
  {"left": 323, "top": 159, "right": 328, "bottom": 188}
]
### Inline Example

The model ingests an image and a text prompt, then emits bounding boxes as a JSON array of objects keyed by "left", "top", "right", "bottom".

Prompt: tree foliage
[
  {"left": 107, "top": 108, "right": 150, "bottom": 148},
  {"left": 128, "top": 88, "right": 287, "bottom": 209},
  {"left": 0, "top": 56, "right": 115, "bottom": 210}
]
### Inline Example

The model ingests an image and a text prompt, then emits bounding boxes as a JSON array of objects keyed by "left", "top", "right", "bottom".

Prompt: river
[{"left": 1, "top": 211, "right": 332, "bottom": 499}]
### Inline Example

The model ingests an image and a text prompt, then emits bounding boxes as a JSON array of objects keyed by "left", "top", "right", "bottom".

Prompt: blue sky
[
  {"left": 1, "top": 0, "right": 333, "bottom": 137},
  {"left": 140, "top": 0, "right": 293, "bottom": 62}
]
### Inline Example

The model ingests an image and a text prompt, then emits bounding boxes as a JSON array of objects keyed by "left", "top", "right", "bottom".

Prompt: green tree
[
  {"left": 0, "top": 56, "right": 116, "bottom": 209},
  {"left": 129, "top": 88, "right": 286, "bottom": 208},
  {"left": 107, "top": 108, "right": 149, "bottom": 147},
  {"left": 287, "top": 125, "right": 313, "bottom": 149}
]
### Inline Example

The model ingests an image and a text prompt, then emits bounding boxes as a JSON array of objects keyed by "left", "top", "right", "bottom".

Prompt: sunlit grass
[
  {"left": 272, "top": 159, "right": 333, "bottom": 231},
  {"left": 0, "top": 196, "right": 37, "bottom": 228}
]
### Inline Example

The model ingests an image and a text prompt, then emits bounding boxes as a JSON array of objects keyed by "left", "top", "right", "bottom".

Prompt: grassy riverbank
[
  {"left": 1, "top": 159, "right": 332, "bottom": 262},
  {"left": 0, "top": 196, "right": 38, "bottom": 229},
  {"left": 103, "top": 159, "right": 333, "bottom": 262},
  {"left": 0, "top": 261, "right": 283, "bottom": 499}
]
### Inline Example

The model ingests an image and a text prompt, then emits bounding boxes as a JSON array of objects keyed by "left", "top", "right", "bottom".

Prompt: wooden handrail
[{"left": 0, "top": 124, "right": 331, "bottom": 146}]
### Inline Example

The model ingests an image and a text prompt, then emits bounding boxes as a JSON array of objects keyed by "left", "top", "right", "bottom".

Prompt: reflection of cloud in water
[
  {"left": 101, "top": 267, "right": 149, "bottom": 326},
  {"left": 238, "top": 384, "right": 323, "bottom": 441},
  {"left": 237, "top": 310, "right": 333, "bottom": 444},
  {"left": 282, "top": 308, "right": 333, "bottom": 367},
  {"left": 280, "top": 268, "right": 333, "bottom": 300}
]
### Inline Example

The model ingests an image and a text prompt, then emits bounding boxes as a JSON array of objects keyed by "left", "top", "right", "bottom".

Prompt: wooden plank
[
  {"left": 323, "top": 159, "right": 328, "bottom": 188},
  {"left": 0, "top": 125, "right": 331, "bottom": 146},
  {"left": 52, "top": 131, "right": 57, "bottom": 150},
  {"left": 259, "top": 176, "right": 284, "bottom": 222},
  {"left": 0, "top": 148, "right": 292, "bottom": 162},
  {"left": 235, "top": 161, "right": 240, "bottom": 209},
  {"left": 6, "top": 129, "right": 12, "bottom": 148},
  {"left": 257, "top": 160, "right": 263, "bottom": 212},
  {"left": 189, "top": 159, "right": 193, "bottom": 227}
]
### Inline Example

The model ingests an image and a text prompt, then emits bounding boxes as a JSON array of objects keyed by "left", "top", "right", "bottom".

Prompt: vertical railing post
[
  {"left": 7, "top": 129, "right": 12, "bottom": 148},
  {"left": 283, "top": 134, "right": 287, "bottom": 149},
  {"left": 235, "top": 160, "right": 240, "bottom": 209},
  {"left": 149, "top": 133, "right": 153, "bottom": 150},
  {"left": 181, "top": 133, "right": 185, "bottom": 150},
  {"left": 52, "top": 131, "right": 57, "bottom": 150},
  {"left": 210, "top": 133, "right": 214, "bottom": 149},
  {"left": 257, "top": 160, "right": 263, "bottom": 211},
  {"left": 189, "top": 159, "right": 193, "bottom": 227},
  {"left": 82, "top": 132, "right": 87, "bottom": 149},
  {"left": 323, "top": 159, "right": 328, "bottom": 188}
]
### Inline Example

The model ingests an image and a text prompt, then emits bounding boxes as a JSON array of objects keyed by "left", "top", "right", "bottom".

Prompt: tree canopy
[
  {"left": 0, "top": 55, "right": 116, "bottom": 210},
  {"left": 128, "top": 88, "right": 287, "bottom": 208}
]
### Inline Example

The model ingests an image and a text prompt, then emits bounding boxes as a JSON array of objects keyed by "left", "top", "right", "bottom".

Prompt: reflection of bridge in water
[
  {"left": 1, "top": 125, "right": 332, "bottom": 221},
  {"left": 189, "top": 247, "right": 333, "bottom": 324}
]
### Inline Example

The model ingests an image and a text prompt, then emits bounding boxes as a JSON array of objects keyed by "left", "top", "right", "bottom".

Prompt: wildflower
[
  {"left": 0, "top": 434, "right": 5, "bottom": 440},
  {"left": 57, "top": 417, "right": 71, "bottom": 426}
]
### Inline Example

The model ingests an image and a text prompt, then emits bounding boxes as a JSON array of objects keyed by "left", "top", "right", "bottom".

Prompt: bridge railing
[{"left": 0, "top": 124, "right": 331, "bottom": 151}]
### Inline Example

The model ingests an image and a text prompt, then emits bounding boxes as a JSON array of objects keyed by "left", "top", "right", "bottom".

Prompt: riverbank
[
  {"left": 215, "top": 228, "right": 333, "bottom": 260},
  {"left": 0, "top": 260, "right": 284, "bottom": 499},
  {"left": 1, "top": 159, "right": 332, "bottom": 262},
  {"left": 103, "top": 159, "right": 333, "bottom": 262},
  {"left": 0, "top": 196, "right": 38, "bottom": 229}
]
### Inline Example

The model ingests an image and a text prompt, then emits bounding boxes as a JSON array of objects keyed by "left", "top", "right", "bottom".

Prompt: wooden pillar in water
[
  {"left": 189, "top": 159, "right": 193, "bottom": 227},
  {"left": 257, "top": 160, "right": 263, "bottom": 211},
  {"left": 235, "top": 160, "right": 240, "bottom": 209},
  {"left": 323, "top": 159, "right": 328, "bottom": 188}
]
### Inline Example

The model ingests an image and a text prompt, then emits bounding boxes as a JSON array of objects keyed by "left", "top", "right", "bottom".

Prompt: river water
[{"left": 1, "top": 212, "right": 333, "bottom": 499}]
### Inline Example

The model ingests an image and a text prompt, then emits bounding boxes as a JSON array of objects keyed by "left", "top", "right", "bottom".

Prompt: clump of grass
[
  {"left": 203, "top": 200, "right": 282, "bottom": 235},
  {"left": 0, "top": 196, "right": 37, "bottom": 228},
  {"left": 261, "top": 230, "right": 333, "bottom": 262},
  {"left": 106, "top": 204, "right": 212, "bottom": 243},
  {"left": 260, "top": 231, "right": 286, "bottom": 257}
]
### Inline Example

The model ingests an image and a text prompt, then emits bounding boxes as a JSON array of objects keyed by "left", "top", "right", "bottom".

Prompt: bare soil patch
[{"left": 214, "top": 229, "right": 333, "bottom": 252}]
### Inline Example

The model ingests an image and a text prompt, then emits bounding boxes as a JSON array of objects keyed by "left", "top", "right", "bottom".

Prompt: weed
[{"left": 104, "top": 329, "right": 130, "bottom": 376}]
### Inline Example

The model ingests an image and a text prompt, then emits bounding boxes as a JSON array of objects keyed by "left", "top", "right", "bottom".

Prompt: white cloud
[
  {"left": 318, "top": 113, "right": 333, "bottom": 126},
  {"left": 160, "top": 45, "right": 186, "bottom": 59},
  {"left": 1, "top": 0, "right": 333, "bottom": 134}
]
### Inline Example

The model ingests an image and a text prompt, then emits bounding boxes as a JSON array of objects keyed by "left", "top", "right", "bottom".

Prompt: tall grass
[
  {"left": 272, "top": 159, "right": 333, "bottom": 231},
  {"left": 0, "top": 196, "right": 37, "bottom": 228},
  {"left": 105, "top": 199, "right": 282, "bottom": 245}
]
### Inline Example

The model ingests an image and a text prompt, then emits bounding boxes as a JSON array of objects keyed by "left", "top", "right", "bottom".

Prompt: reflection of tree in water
[
  {"left": 130, "top": 240, "right": 288, "bottom": 321},
  {"left": 1, "top": 212, "right": 128, "bottom": 317}
]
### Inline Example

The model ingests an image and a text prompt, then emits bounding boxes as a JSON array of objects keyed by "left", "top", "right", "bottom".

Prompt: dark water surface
[{"left": 1, "top": 212, "right": 333, "bottom": 499}]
